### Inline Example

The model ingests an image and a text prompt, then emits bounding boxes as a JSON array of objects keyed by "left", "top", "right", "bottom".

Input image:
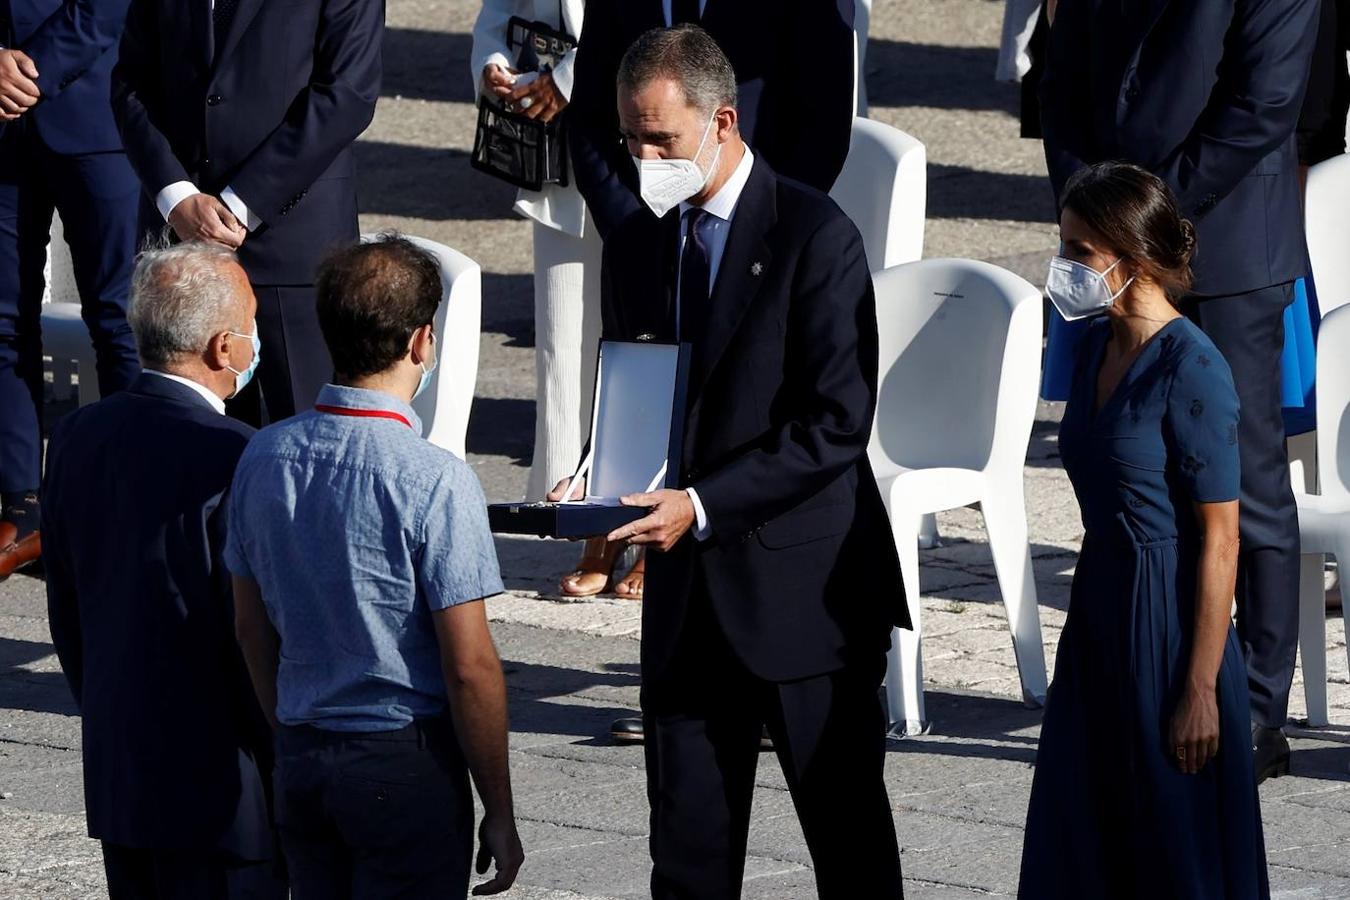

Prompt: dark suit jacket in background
[
  {"left": 110, "top": 0, "right": 382, "bottom": 284},
  {"left": 569, "top": 0, "right": 856, "bottom": 240},
  {"left": 601, "top": 156, "right": 908, "bottom": 683},
  {"left": 0, "top": 0, "right": 130, "bottom": 153},
  {"left": 42, "top": 374, "right": 274, "bottom": 860},
  {"left": 1040, "top": 0, "right": 1320, "bottom": 297}
]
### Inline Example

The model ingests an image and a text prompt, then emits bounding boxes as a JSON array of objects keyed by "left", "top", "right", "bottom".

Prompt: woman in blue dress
[{"left": 1019, "top": 162, "right": 1268, "bottom": 899}]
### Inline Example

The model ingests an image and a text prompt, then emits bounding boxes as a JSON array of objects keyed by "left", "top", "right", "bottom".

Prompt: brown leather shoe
[{"left": 0, "top": 523, "right": 41, "bottom": 579}]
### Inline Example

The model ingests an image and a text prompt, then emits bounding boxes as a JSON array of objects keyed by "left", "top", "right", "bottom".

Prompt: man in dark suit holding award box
[{"left": 552, "top": 26, "right": 907, "bottom": 899}]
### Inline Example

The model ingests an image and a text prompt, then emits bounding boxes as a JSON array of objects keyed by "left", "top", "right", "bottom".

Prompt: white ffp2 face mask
[
  {"left": 631, "top": 113, "right": 721, "bottom": 218},
  {"left": 1045, "top": 255, "right": 1135, "bottom": 321}
]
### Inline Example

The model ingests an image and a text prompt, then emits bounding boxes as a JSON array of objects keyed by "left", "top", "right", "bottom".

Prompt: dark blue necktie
[
  {"left": 213, "top": 0, "right": 240, "bottom": 55},
  {"left": 680, "top": 208, "right": 712, "bottom": 345}
]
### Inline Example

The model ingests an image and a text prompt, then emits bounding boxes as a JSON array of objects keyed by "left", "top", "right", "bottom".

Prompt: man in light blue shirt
[{"left": 227, "top": 235, "right": 522, "bottom": 899}]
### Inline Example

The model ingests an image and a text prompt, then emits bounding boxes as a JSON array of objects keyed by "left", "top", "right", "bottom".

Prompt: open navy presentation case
[{"left": 487, "top": 339, "right": 691, "bottom": 539}]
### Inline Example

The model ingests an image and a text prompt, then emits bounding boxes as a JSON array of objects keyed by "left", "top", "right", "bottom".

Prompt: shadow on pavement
[
  {"left": 383, "top": 28, "right": 475, "bottom": 104},
  {"left": 888, "top": 689, "right": 1041, "bottom": 764},
  {"left": 356, "top": 143, "right": 517, "bottom": 221},
  {"left": 468, "top": 397, "right": 535, "bottom": 466},
  {"left": 502, "top": 658, "right": 640, "bottom": 742},
  {"left": 865, "top": 40, "right": 1020, "bottom": 115},
  {"left": 927, "top": 164, "right": 1057, "bottom": 222},
  {"left": 0, "top": 636, "right": 54, "bottom": 670},
  {"left": 481, "top": 272, "right": 534, "bottom": 347},
  {"left": 0, "top": 671, "right": 77, "bottom": 717}
]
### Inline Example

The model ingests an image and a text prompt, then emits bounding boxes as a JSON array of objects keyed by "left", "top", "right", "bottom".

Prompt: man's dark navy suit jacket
[
  {"left": 43, "top": 374, "right": 274, "bottom": 859},
  {"left": 110, "top": 0, "right": 382, "bottom": 284},
  {"left": 0, "top": 0, "right": 131, "bottom": 153},
  {"left": 600, "top": 155, "right": 909, "bottom": 683},
  {"left": 1041, "top": 0, "right": 1320, "bottom": 296}
]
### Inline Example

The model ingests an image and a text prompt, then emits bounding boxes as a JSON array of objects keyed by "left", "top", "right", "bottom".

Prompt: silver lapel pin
[{"left": 750, "top": 261, "right": 764, "bottom": 276}]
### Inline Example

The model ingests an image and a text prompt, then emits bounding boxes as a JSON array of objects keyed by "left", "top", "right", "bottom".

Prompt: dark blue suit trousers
[{"left": 0, "top": 118, "right": 140, "bottom": 492}]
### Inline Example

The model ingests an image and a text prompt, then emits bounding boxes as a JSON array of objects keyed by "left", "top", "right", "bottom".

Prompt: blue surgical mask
[
  {"left": 414, "top": 331, "right": 437, "bottom": 400},
  {"left": 225, "top": 324, "right": 261, "bottom": 398}
]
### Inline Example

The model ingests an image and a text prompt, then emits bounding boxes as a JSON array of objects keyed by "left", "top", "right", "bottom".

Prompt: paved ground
[{"left": 5, "top": 0, "right": 1350, "bottom": 896}]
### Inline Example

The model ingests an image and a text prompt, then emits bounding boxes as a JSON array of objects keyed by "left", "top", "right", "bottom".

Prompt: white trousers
[{"left": 526, "top": 217, "right": 604, "bottom": 500}]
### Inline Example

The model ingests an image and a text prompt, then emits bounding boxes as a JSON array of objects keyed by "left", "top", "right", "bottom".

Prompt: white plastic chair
[
  {"left": 362, "top": 233, "right": 482, "bottom": 459},
  {"left": 830, "top": 117, "right": 936, "bottom": 545},
  {"left": 1294, "top": 153, "right": 1350, "bottom": 726},
  {"left": 830, "top": 117, "right": 926, "bottom": 273},
  {"left": 40, "top": 214, "right": 98, "bottom": 406},
  {"left": 854, "top": 0, "right": 871, "bottom": 116},
  {"left": 870, "top": 259, "right": 1048, "bottom": 735},
  {"left": 1296, "top": 303, "right": 1350, "bottom": 726}
]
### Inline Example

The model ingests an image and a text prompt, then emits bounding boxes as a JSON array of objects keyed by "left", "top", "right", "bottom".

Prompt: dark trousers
[
  {"left": 641, "top": 596, "right": 902, "bottom": 899},
  {"left": 225, "top": 284, "right": 331, "bottom": 427},
  {"left": 273, "top": 719, "right": 474, "bottom": 900},
  {"left": 102, "top": 843, "right": 286, "bottom": 900},
  {"left": 1185, "top": 283, "right": 1302, "bottom": 728},
  {"left": 0, "top": 120, "right": 140, "bottom": 492}
]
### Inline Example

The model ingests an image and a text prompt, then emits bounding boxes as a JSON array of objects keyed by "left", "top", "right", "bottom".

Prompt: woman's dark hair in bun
[{"left": 1061, "top": 161, "right": 1196, "bottom": 302}]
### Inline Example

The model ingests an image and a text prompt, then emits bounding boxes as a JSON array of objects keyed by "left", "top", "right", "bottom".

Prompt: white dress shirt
[
  {"left": 145, "top": 370, "right": 227, "bottom": 415},
  {"left": 155, "top": 0, "right": 260, "bottom": 232},
  {"left": 675, "top": 145, "right": 755, "bottom": 541},
  {"left": 662, "top": 0, "right": 709, "bottom": 25}
]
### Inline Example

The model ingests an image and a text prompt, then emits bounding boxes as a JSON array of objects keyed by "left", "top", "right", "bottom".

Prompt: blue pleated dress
[{"left": 1019, "top": 317, "right": 1269, "bottom": 900}]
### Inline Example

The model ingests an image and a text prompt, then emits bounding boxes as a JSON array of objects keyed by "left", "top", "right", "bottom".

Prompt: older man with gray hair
[{"left": 42, "top": 241, "right": 285, "bottom": 900}]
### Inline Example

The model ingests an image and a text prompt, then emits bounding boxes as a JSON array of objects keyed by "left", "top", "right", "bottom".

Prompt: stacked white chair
[
  {"left": 40, "top": 214, "right": 97, "bottom": 405},
  {"left": 1294, "top": 153, "right": 1350, "bottom": 726},
  {"left": 829, "top": 117, "right": 926, "bottom": 272},
  {"left": 830, "top": 118, "right": 938, "bottom": 544},
  {"left": 363, "top": 234, "right": 483, "bottom": 459},
  {"left": 870, "top": 259, "right": 1048, "bottom": 735}
]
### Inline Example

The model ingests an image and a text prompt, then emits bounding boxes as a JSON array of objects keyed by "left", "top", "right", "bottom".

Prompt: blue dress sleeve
[{"left": 1165, "top": 344, "right": 1241, "bottom": 504}]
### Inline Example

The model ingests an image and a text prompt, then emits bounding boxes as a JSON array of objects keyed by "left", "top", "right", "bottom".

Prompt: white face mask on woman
[
  {"left": 630, "top": 112, "right": 721, "bottom": 218},
  {"left": 1044, "top": 255, "right": 1136, "bottom": 321}
]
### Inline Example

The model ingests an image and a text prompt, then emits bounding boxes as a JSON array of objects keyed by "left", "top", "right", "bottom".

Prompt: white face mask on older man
[{"left": 631, "top": 112, "right": 721, "bottom": 218}]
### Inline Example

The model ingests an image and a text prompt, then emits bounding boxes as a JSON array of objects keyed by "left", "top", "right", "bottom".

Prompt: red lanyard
[{"left": 314, "top": 404, "right": 413, "bottom": 430}]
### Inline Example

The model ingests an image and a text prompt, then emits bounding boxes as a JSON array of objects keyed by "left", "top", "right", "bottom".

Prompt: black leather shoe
[
  {"left": 1252, "top": 724, "right": 1291, "bottom": 783},
  {"left": 611, "top": 717, "right": 644, "bottom": 744}
]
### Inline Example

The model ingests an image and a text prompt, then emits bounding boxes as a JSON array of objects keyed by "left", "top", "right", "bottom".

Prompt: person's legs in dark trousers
[
  {"left": 1185, "top": 284, "right": 1301, "bottom": 729},
  {"left": 643, "top": 599, "right": 763, "bottom": 900},
  {"left": 48, "top": 149, "right": 141, "bottom": 395},
  {"left": 0, "top": 121, "right": 55, "bottom": 499},
  {"left": 230, "top": 284, "right": 331, "bottom": 426},
  {"left": 767, "top": 657, "right": 902, "bottom": 898},
  {"left": 273, "top": 720, "right": 473, "bottom": 900},
  {"left": 102, "top": 843, "right": 251, "bottom": 900}
]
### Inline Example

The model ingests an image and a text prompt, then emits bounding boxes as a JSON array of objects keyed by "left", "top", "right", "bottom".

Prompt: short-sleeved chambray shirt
[{"left": 224, "top": 384, "right": 504, "bottom": 732}]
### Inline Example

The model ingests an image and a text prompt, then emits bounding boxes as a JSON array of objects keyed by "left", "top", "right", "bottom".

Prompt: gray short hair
[
  {"left": 127, "top": 242, "right": 246, "bottom": 369},
  {"left": 617, "top": 25, "right": 737, "bottom": 115}
]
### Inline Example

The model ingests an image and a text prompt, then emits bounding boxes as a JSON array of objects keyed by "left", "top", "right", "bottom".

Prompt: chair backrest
[
  {"left": 361, "top": 234, "right": 482, "bottom": 459},
  {"left": 1306, "top": 153, "right": 1350, "bottom": 317},
  {"left": 830, "top": 117, "right": 926, "bottom": 272},
  {"left": 1316, "top": 303, "right": 1350, "bottom": 502},
  {"left": 869, "top": 258, "right": 1043, "bottom": 477}
]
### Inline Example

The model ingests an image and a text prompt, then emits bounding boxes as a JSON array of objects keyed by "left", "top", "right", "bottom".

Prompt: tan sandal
[
  {"left": 559, "top": 538, "right": 623, "bottom": 598},
  {"left": 613, "top": 550, "right": 645, "bottom": 601}
]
